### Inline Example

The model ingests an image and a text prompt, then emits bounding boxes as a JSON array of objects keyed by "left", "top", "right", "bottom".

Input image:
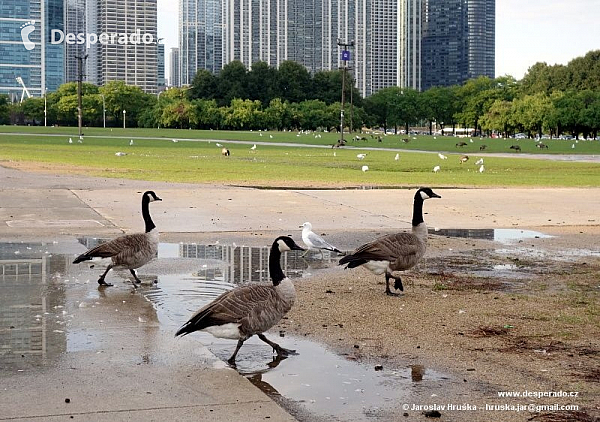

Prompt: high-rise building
[
  {"left": 170, "top": 47, "right": 180, "bottom": 87},
  {"left": 157, "top": 42, "right": 165, "bottom": 89},
  {"left": 180, "top": 0, "right": 222, "bottom": 85},
  {"left": 96, "top": 0, "right": 158, "bottom": 93},
  {"left": 0, "top": 0, "right": 65, "bottom": 98},
  {"left": 64, "top": 0, "right": 86, "bottom": 83},
  {"left": 421, "top": 0, "right": 494, "bottom": 91},
  {"left": 399, "top": 0, "right": 422, "bottom": 91}
]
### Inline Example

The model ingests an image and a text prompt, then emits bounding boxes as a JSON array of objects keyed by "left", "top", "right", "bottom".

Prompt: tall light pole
[
  {"left": 75, "top": 54, "right": 88, "bottom": 138},
  {"left": 44, "top": 87, "right": 47, "bottom": 127},
  {"left": 123, "top": 109, "right": 126, "bottom": 129},
  {"left": 337, "top": 39, "right": 354, "bottom": 144},
  {"left": 100, "top": 94, "right": 106, "bottom": 128}
]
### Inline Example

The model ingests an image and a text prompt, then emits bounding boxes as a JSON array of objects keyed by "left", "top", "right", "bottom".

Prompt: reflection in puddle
[
  {"left": 1, "top": 238, "right": 451, "bottom": 422},
  {"left": 431, "top": 228, "right": 552, "bottom": 243},
  {"left": 209, "top": 337, "right": 448, "bottom": 421}
]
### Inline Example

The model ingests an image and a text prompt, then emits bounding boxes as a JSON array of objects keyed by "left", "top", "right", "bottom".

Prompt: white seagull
[
  {"left": 361, "top": 165, "right": 369, "bottom": 172},
  {"left": 251, "top": 144, "right": 257, "bottom": 151},
  {"left": 357, "top": 153, "right": 367, "bottom": 160},
  {"left": 129, "top": 139, "right": 134, "bottom": 146},
  {"left": 68, "top": 138, "right": 73, "bottom": 144},
  {"left": 216, "top": 143, "right": 223, "bottom": 147},
  {"left": 300, "top": 222, "right": 342, "bottom": 258},
  {"left": 475, "top": 158, "right": 484, "bottom": 165},
  {"left": 433, "top": 165, "right": 441, "bottom": 173},
  {"left": 394, "top": 153, "right": 400, "bottom": 161},
  {"left": 438, "top": 153, "right": 448, "bottom": 160},
  {"left": 479, "top": 165, "right": 485, "bottom": 173}
]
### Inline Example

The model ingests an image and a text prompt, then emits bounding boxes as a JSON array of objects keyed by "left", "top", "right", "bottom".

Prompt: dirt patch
[{"left": 284, "top": 232, "right": 600, "bottom": 421}]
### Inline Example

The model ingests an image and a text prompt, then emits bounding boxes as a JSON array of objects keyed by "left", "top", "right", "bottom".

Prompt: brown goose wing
[
  {"left": 73, "top": 233, "right": 149, "bottom": 263},
  {"left": 341, "top": 233, "right": 421, "bottom": 263},
  {"left": 175, "top": 284, "right": 278, "bottom": 336}
]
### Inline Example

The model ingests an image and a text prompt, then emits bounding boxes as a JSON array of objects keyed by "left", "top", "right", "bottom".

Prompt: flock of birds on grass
[{"left": 72, "top": 187, "right": 441, "bottom": 365}]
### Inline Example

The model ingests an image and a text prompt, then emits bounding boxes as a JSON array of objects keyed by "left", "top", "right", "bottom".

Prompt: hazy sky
[{"left": 157, "top": 1, "right": 600, "bottom": 83}]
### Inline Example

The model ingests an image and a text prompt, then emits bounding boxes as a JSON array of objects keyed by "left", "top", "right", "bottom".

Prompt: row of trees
[{"left": 4, "top": 51, "right": 600, "bottom": 138}]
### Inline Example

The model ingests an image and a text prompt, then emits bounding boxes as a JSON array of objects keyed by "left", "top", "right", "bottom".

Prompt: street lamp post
[
  {"left": 44, "top": 88, "right": 47, "bottom": 127},
  {"left": 337, "top": 39, "right": 354, "bottom": 144},
  {"left": 123, "top": 109, "right": 126, "bottom": 129},
  {"left": 100, "top": 94, "right": 106, "bottom": 128}
]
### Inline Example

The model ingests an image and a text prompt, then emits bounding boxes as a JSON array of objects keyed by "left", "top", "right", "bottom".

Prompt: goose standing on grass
[
  {"left": 339, "top": 187, "right": 441, "bottom": 296},
  {"left": 300, "top": 222, "right": 342, "bottom": 258},
  {"left": 73, "top": 191, "right": 162, "bottom": 287},
  {"left": 176, "top": 236, "right": 305, "bottom": 366}
]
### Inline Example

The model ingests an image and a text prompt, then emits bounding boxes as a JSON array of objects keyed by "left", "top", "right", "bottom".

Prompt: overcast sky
[{"left": 157, "top": 0, "right": 600, "bottom": 83}]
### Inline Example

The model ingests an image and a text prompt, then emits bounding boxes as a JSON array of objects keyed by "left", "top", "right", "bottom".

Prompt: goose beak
[
  {"left": 292, "top": 243, "right": 305, "bottom": 251},
  {"left": 432, "top": 193, "right": 441, "bottom": 199},
  {"left": 156, "top": 197, "right": 162, "bottom": 201}
]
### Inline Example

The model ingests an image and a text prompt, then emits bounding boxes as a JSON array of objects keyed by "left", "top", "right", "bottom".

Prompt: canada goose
[
  {"left": 479, "top": 145, "right": 487, "bottom": 151},
  {"left": 455, "top": 142, "right": 467, "bottom": 147},
  {"left": 339, "top": 187, "right": 441, "bottom": 296},
  {"left": 459, "top": 155, "right": 469, "bottom": 164},
  {"left": 509, "top": 145, "right": 521, "bottom": 152},
  {"left": 221, "top": 147, "right": 230, "bottom": 156},
  {"left": 536, "top": 143, "right": 549, "bottom": 149},
  {"left": 300, "top": 222, "right": 342, "bottom": 258},
  {"left": 176, "top": 236, "right": 305, "bottom": 365},
  {"left": 73, "top": 191, "right": 162, "bottom": 287}
]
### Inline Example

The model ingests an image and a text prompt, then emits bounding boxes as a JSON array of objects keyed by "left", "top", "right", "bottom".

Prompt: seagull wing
[{"left": 307, "top": 231, "right": 340, "bottom": 252}]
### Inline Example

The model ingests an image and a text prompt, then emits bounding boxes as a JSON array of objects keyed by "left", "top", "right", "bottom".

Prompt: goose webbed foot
[
  {"left": 258, "top": 333, "right": 297, "bottom": 357},
  {"left": 98, "top": 278, "right": 113, "bottom": 287},
  {"left": 385, "top": 273, "right": 403, "bottom": 296},
  {"left": 393, "top": 277, "right": 404, "bottom": 292},
  {"left": 385, "top": 288, "right": 400, "bottom": 296},
  {"left": 130, "top": 269, "right": 143, "bottom": 287}
]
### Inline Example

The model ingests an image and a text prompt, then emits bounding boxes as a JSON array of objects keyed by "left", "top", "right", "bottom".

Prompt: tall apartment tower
[
  {"left": 65, "top": 0, "right": 86, "bottom": 83},
  {"left": 170, "top": 47, "right": 180, "bottom": 86},
  {"left": 157, "top": 42, "right": 165, "bottom": 88},
  {"left": 421, "top": 0, "right": 494, "bottom": 90},
  {"left": 0, "top": 0, "right": 64, "bottom": 97},
  {"left": 96, "top": 0, "right": 158, "bottom": 93},
  {"left": 180, "top": 0, "right": 222, "bottom": 85}
]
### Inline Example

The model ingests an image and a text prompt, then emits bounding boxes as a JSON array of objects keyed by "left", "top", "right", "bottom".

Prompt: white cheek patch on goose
[
  {"left": 420, "top": 191, "right": 430, "bottom": 200},
  {"left": 278, "top": 239, "right": 291, "bottom": 252}
]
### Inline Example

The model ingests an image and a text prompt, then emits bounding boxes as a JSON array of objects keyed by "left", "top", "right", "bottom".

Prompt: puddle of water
[
  {"left": 432, "top": 228, "right": 552, "bottom": 243},
  {"left": 208, "top": 336, "right": 448, "bottom": 421},
  {"left": 0, "top": 238, "right": 452, "bottom": 422}
]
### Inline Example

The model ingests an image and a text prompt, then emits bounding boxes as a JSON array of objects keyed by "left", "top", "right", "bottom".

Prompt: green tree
[
  {"left": 247, "top": 61, "right": 278, "bottom": 105},
  {"left": 0, "top": 94, "right": 10, "bottom": 124},
  {"left": 277, "top": 61, "right": 311, "bottom": 103},
  {"left": 99, "top": 81, "right": 155, "bottom": 127},
  {"left": 188, "top": 69, "right": 218, "bottom": 100},
  {"left": 216, "top": 61, "right": 248, "bottom": 106}
]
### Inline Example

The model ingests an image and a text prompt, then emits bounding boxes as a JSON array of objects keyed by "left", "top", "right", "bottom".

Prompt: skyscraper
[
  {"left": 170, "top": 47, "right": 180, "bottom": 87},
  {"left": 96, "top": 0, "right": 158, "bottom": 93},
  {"left": 180, "top": 0, "right": 222, "bottom": 85},
  {"left": 158, "top": 42, "right": 165, "bottom": 89},
  {"left": 0, "top": 0, "right": 64, "bottom": 98},
  {"left": 65, "top": 0, "right": 87, "bottom": 83},
  {"left": 421, "top": 0, "right": 494, "bottom": 91}
]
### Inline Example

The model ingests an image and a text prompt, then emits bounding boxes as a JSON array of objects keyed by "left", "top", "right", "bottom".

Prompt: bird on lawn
[
  {"left": 251, "top": 144, "right": 257, "bottom": 151},
  {"left": 72, "top": 191, "right": 162, "bottom": 287},
  {"left": 300, "top": 222, "right": 342, "bottom": 258},
  {"left": 339, "top": 187, "right": 441, "bottom": 296},
  {"left": 394, "top": 153, "right": 400, "bottom": 161},
  {"left": 357, "top": 153, "right": 367, "bottom": 160},
  {"left": 175, "top": 236, "right": 305, "bottom": 366},
  {"left": 433, "top": 165, "right": 440, "bottom": 173},
  {"left": 438, "top": 153, "right": 448, "bottom": 160},
  {"left": 361, "top": 165, "right": 369, "bottom": 172}
]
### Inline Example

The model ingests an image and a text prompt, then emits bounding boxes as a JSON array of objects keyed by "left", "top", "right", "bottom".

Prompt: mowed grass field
[{"left": 0, "top": 126, "right": 599, "bottom": 187}]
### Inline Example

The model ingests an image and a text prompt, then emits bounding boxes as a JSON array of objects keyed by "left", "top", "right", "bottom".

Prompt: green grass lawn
[{"left": 0, "top": 127, "right": 599, "bottom": 187}]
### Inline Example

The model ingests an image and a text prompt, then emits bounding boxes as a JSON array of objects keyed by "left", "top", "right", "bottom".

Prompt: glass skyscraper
[
  {"left": 0, "top": 0, "right": 64, "bottom": 98},
  {"left": 421, "top": 0, "right": 495, "bottom": 91}
]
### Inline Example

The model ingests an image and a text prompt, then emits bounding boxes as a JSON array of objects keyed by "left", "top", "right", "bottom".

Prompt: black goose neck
[
  {"left": 412, "top": 193, "right": 425, "bottom": 227},
  {"left": 142, "top": 195, "right": 156, "bottom": 233},
  {"left": 269, "top": 244, "right": 285, "bottom": 286}
]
